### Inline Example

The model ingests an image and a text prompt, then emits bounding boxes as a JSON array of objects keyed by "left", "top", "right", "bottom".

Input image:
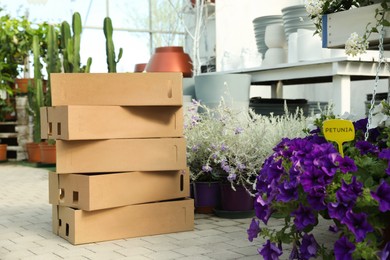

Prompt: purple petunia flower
[
  {"left": 336, "top": 155, "right": 358, "bottom": 173},
  {"left": 329, "top": 225, "right": 339, "bottom": 233},
  {"left": 334, "top": 236, "right": 355, "bottom": 260},
  {"left": 307, "top": 187, "right": 327, "bottom": 210},
  {"left": 277, "top": 179, "right": 299, "bottom": 203},
  {"left": 336, "top": 177, "right": 363, "bottom": 207},
  {"left": 327, "top": 201, "right": 349, "bottom": 221},
  {"left": 292, "top": 204, "right": 317, "bottom": 231},
  {"left": 379, "top": 149, "right": 390, "bottom": 160},
  {"left": 300, "top": 233, "right": 319, "bottom": 260},
  {"left": 344, "top": 210, "right": 373, "bottom": 242},
  {"left": 371, "top": 180, "right": 390, "bottom": 212},
  {"left": 247, "top": 218, "right": 261, "bottom": 242},
  {"left": 380, "top": 241, "right": 390, "bottom": 260},
  {"left": 227, "top": 173, "right": 236, "bottom": 181},
  {"left": 300, "top": 167, "right": 328, "bottom": 193},
  {"left": 289, "top": 245, "right": 299, "bottom": 260},
  {"left": 255, "top": 195, "right": 272, "bottom": 225},
  {"left": 259, "top": 240, "right": 283, "bottom": 260},
  {"left": 355, "top": 140, "right": 379, "bottom": 155}
]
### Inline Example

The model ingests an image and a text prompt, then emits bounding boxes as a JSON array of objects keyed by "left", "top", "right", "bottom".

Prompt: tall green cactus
[
  {"left": 45, "top": 24, "right": 61, "bottom": 107},
  {"left": 32, "top": 35, "right": 44, "bottom": 143},
  {"left": 103, "top": 17, "right": 123, "bottom": 73},
  {"left": 61, "top": 12, "right": 92, "bottom": 73}
]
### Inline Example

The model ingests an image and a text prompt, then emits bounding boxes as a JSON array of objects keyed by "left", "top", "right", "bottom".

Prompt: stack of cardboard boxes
[{"left": 42, "top": 72, "right": 194, "bottom": 245}]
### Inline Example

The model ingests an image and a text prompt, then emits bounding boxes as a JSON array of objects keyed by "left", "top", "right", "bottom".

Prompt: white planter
[
  {"left": 194, "top": 74, "right": 251, "bottom": 110},
  {"left": 322, "top": 3, "right": 390, "bottom": 49}
]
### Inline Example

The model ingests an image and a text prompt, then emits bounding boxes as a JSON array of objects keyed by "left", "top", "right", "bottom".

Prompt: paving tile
[
  {"left": 214, "top": 225, "right": 243, "bottom": 233},
  {"left": 172, "top": 245, "right": 213, "bottom": 256},
  {"left": 140, "top": 234, "right": 181, "bottom": 244},
  {"left": 142, "top": 242, "right": 181, "bottom": 251},
  {"left": 207, "top": 250, "right": 246, "bottom": 259},
  {"left": 229, "top": 245, "right": 260, "bottom": 256},
  {"left": 114, "top": 238, "right": 154, "bottom": 248},
  {"left": 115, "top": 246, "right": 155, "bottom": 257},
  {"left": 146, "top": 250, "right": 185, "bottom": 260}
]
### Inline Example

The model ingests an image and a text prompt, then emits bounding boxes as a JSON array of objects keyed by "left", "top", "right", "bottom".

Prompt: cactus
[
  {"left": 31, "top": 35, "right": 44, "bottom": 143},
  {"left": 103, "top": 17, "right": 123, "bottom": 73},
  {"left": 44, "top": 24, "right": 61, "bottom": 107},
  {"left": 61, "top": 12, "right": 92, "bottom": 73}
]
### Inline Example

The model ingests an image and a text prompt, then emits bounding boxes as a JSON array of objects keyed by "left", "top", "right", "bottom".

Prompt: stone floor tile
[
  {"left": 214, "top": 225, "right": 243, "bottom": 233},
  {"left": 229, "top": 245, "right": 260, "bottom": 256},
  {"left": 172, "top": 245, "right": 213, "bottom": 256},
  {"left": 114, "top": 246, "right": 155, "bottom": 257},
  {"left": 146, "top": 250, "right": 185, "bottom": 260},
  {"left": 206, "top": 250, "right": 246, "bottom": 259}
]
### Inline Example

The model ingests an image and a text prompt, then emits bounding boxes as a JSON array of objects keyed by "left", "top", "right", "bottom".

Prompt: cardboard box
[
  {"left": 49, "top": 169, "right": 190, "bottom": 211},
  {"left": 52, "top": 198, "right": 194, "bottom": 244},
  {"left": 56, "top": 138, "right": 187, "bottom": 173},
  {"left": 40, "top": 106, "right": 184, "bottom": 140},
  {"left": 50, "top": 73, "right": 183, "bottom": 106}
]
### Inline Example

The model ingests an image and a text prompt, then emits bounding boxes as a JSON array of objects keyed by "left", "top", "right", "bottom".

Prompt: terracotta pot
[
  {"left": 14, "top": 78, "right": 32, "bottom": 94},
  {"left": 191, "top": 0, "right": 215, "bottom": 7},
  {"left": 145, "top": 46, "right": 193, "bottom": 77},
  {"left": 14, "top": 78, "right": 48, "bottom": 94},
  {"left": 134, "top": 63, "right": 147, "bottom": 72},
  {"left": 26, "top": 142, "right": 41, "bottom": 163},
  {"left": 39, "top": 142, "right": 56, "bottom": 164},
  {"left": 0, "top": 144, "right": 7, "bottom": 161}
]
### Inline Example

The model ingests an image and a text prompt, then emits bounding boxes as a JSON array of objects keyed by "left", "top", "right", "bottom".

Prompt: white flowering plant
[
  {"left": 305, "top": 0, "right": 390, "bottom": 56},
  {"left": 184, "top": 99, "right": 308, "bottom": 193}
]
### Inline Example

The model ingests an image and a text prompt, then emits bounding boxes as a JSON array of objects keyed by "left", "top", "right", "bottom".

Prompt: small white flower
[
  {"left": 305, "top": 0, "right": 325, "bottom": 16},
  {"left": 345, "top": 32, "right": 369, "bottom": 57}
]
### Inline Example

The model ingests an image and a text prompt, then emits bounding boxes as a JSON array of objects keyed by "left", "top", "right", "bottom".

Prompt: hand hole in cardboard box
[
  {"left": 73, "top": 191, "right": 79, "bottom": 203},
  {"left": 59, "top": 188, "right": 65, "bottom": 202},
  {"left": 57, "top": 122, "right": 61, "bottom": 135},
  {"left": 66, "top": 223, "right": 69, "bottom": 236}
]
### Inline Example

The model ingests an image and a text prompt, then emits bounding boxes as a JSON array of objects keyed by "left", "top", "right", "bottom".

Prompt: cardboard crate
[
  {"left": 49, "top": 169, "right": 190, "bottom": 211},
  {"left": 40, "top": 106, "right": 184, "bottom": 140},
  {"left": 56, "top": 138, "right": 186, "bottom": 173},
  {"left": 52, "top": 198, "right": 194, "bottom": 244},
  {"left": 50, "top": 73, "right": 183, "bottom": 106}
]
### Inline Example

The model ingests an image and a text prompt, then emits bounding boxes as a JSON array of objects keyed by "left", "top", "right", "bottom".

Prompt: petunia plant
[{"left": 247, "top": 102, "right": 390, "bottom": 259}]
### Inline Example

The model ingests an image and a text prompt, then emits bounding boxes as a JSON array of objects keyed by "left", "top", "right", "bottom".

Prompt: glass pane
[
  {"left": 151, "top": 0, "right": 185, "bottom": 33},
  {"left": 82, "top": 29, "right": 151, "bottom": 73},
  {"left": 109, "top": 0, "right": 149, "bottom": 30},
  {"left": 116, "top": 32, "right": 151, "bottom": 72},
  {"left": 152, "top": 33, "right": 185, "bottom": 50}
]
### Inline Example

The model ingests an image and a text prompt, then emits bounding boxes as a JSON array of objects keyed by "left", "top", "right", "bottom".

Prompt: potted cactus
[
  {"left": 61, "top": 12, "right": 92, "bottom": 73},
  {"left": 26, "top": 35, "right": 44, "bottom": 163},
  {"left": 103, "top": 17, "right": 123, "bottom": 73}
]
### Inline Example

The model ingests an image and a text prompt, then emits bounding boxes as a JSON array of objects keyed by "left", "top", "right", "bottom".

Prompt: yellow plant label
[{"left": 323, "top": 119, "right": 355, "bottom": 157}]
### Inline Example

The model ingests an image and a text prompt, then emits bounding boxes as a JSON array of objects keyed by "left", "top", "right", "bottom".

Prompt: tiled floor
[{"left": 0, "top": 163, "right": 336, "bottom": 260}]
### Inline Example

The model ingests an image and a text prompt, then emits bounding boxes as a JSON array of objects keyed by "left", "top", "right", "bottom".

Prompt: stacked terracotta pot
[{"left": 42, "top": 72, "right": 194, "bottom": 245}]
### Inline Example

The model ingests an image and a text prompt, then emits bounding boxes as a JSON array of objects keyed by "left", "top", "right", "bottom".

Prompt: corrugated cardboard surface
[
  {"left": 40, "top": 105, "right": 183, "bottom": 140},
  {"left": 53, "top": 198, "right": 194, "bottom": 244},
  {"left": 48, "top": 169, "right": 190, "bottom": 211},
  {"left": 50, "top": 73, "right": 183, "bottom": 106},
  {"left": 56, "top": 138, "right": 187, "bottom": 173}
]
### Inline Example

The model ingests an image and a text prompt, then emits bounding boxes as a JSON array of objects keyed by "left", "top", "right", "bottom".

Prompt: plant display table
[{"left": 211, "top": 56, "right": 390, "bottom": 115}]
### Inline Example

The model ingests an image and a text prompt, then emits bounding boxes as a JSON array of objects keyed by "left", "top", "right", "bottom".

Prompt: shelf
[{"left": 0, "top": 133, "right": 18, "bottom": 138}]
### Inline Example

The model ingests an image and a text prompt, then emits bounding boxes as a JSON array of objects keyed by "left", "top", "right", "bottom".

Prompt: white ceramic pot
[
  {"left": 297, "top": 29, "right": 322, "bottom": 61},
  {"left": 264, "top": 24, "right": 286, "bottom": 48},
  {"left": 263, "top": 48, "right": 287, "bottom": 66},
  {"left": 194, "top": 74, "right": 251, "bottom": 111}
]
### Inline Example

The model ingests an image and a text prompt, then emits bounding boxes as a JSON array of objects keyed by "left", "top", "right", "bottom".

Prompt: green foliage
[{"left": 103, "top": 17, "right": 123, "bottom": 73}]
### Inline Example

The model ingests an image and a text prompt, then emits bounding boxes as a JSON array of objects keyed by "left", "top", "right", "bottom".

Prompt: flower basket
[{"left": 322, "top": 3, "right": 390, "bottom": 49}]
